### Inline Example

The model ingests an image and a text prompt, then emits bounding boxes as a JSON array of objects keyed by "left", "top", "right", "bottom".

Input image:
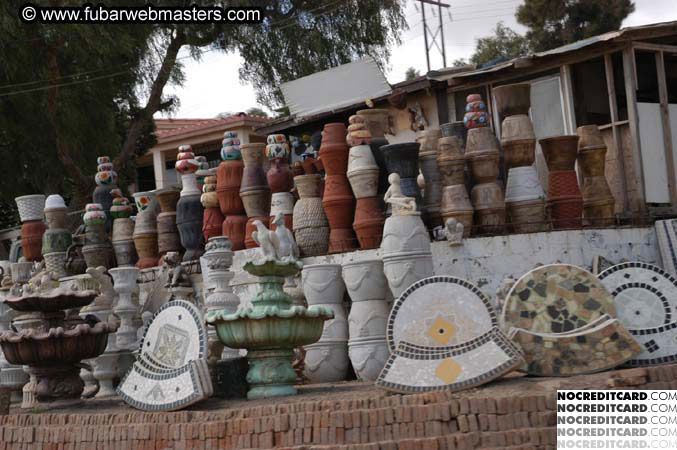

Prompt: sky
[{"left": 158, "top": 0, "right": 677, "bottom": 119}]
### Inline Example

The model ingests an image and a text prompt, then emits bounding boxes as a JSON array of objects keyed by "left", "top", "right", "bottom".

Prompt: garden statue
[
  {"left": 162, "top": 251, "right": 191, "bottom": 288},
  {"left": 272, "top": 212, "right": 299, "bottom": 261},
  {"left": 384, "top": 173, "right": 417, "bottom": 214},
  {"left": 444, "top": 218, "right": 465, "bottom": 246}
]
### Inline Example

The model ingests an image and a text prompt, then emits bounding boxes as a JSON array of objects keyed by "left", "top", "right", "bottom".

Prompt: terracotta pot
[
  {"left": 203, "top": 207, "right": 224, "bottom": 242},
  {"left": 507, "top": 198, "right": 547, "bottom": 234},
  {"left": 353, "top": 197, "right": 385, "bottom": 249},
  {"left": 468, "top": 150, "right": 500, "bottom": 184},
  {"left": 502, "top": 140, "right": 536, "bottom": 170},
  {"left": 321, "top": 123, "right": 348, "bottom": 146},
  {"left": 438, "top": 136, "right": 464, "bottom": 158},
  {"left": 437, "top": 157, "right": 465, "bottom": 187},
  {"left": 493, "top": 83, "right": 531, "bottom": 117},
  {"left": 548, "top": 170, "right": 581, "bottom": 199},
  {"left": 328, "top": 228, "right": 357, "bottom": 254},
  {"left": 548, "top": 197, "right": 583, "bottom": 229},
  {"left": 176, "top": 194, "right": 204, "bottom": 262},
  {"left": 380, "top": 142, "right": 420, "bottom": 179},
  {"left": 466, "top": 127, "right": 498, "bottom": 155},
  {"left": 505, "top": 166, "right": 545, "bottom": 203},
  {"left": 356, "top": 109, "right": 389, "bottom": 138},
  {"left": 323, "top": 195, "right": 355, "bottom": 230},
  {"left": 21, "top": 220, "right": 46, "bottom": 262},
  {"left": 240, "top": 189, "right": 271, "bottom": 218},
  {"left": 222, "top": 215, "right": 247, "bottom": 251},
  {"left": 319, "top": 143, "right": 350, "bottom": 175},
  {"left": 245, "top": 216, "right": 269, "bottom": 249},
  {"left": 156, "top": 213, "right": 181, "bottom": 256},
  {"left": 577, "top": 146, "right": 607, "bottom": 178},
  {"left": 156, "top": 189, "right": 180, "bottom": 214},
  {"left": 540, "top": 135, "right": 579, "bottom": 171},
  {"left": 440, "top": 185, "right": 473, "bottom": 237},
  {"left": 300, "top": 156, "right": 318, "bottom": 175},
  {"left": 577, "top": 125, "right": 605, "bottom": 149},
  {"left": 416, "top": 129, "right": 441, "bottom": 157},
  {"left": 471, "top": 182, "right": 506, "bottom": 211},
  {"left": 475, "top": 207, "right": 506, "bottom": 235},
  {"left": 267, "top": 158, "right": 293, "bottom": 193},
  {"left": 44, "top": 208, "right": 68, "bottom": 230},
  {"left": 217, "top": 159, "right": 245, "bottom": 214},
  {"left": 583, "top": 198, "right": 615, "bottom": 227},
  {"left": 440, "top": 121, "right": 467, "bottom": 145},
  {"left": 291, "top": 161, "right": 304, "bottom": 177},
  {"left": 134, "top": 233, "right": 159, "bottom": 269},
  {"left": 240, "top": 143, "right": 268, "bottom": 193},
  {"left": 269, "top": 213, "right": 293, "bottom": 232},
  {"left": 580, "top": 176, "right": 613, "bottom": 203}
]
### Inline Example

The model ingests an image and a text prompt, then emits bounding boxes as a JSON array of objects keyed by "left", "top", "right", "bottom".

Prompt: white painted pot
[
  {"left": 302, "top": 264, "right": 345, "bottom": 305},
  {"left": 505, "top": 166, "right": 545, "bottom": 203},
  {"left": 342, "top": 259, "right": 388, "bottom": 303},
  {"left": 348, "top": 337, "right": 390, "bottom": 381},
  {"left": 319, "top": 303, "right": 348, "bottom": 341},
  {"left": 270, "top": 192, "right": 295, "bottom": 216},
  {"left": 383, "top": 251, "right": 434, "bottom": 299},
  {"left": 303, "top": 340, "right": 349, "bottom": 383},
  {"left": 15, "top": 194, "right": 45, "bottom": 222},
  {"left": 348, "top": 300, "right": 389, "bottom": 339},
  {"left": 380, "top": 214, "right": 431, "bottom": 258},
  {"left": 347, "top": 144, "right": 378, "bottom": 172},
  {"left": 347, "top": 168, "right": 379, "bottom": 199}
]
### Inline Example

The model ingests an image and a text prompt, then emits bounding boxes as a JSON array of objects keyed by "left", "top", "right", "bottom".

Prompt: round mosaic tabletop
[
  {"left": 386, "top": 275, "right": 497, "bottom": 352},
  {"left": 598, "top": 262, "right": 677, "bottom": 330},
  {"left": 140, "top": 300, "right": 208, "bottom": 369},
  {"left": 501, "top": 264, "right": 616, "bottom": 334}
]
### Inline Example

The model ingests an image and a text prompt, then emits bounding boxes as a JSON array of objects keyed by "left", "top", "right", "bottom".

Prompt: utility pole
[{"left": 416, "top": 0, "right": 449, "bottom": 72}]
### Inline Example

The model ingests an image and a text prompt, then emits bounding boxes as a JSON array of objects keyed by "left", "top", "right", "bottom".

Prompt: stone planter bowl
[
  {"left": 302, "top": 264, "right": 345, "bottom": 305},
  {"left": 342, "top": 259, "right": 388, "bottom": 303}
]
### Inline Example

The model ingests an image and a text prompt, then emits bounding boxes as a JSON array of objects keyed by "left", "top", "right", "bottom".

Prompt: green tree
[
  {"left": 470, "top": 22, "right": 529, "bottom": 66},
  {"left": 516, "top": 0, "right": 635, "bottom": 52},
  {"left": 245, "top": 107, "right": 269, "bottom": 118},
  {"left": 451, "top": 58, "right": 468, "bottom": 68},
  {"left": 405, "top": 67, "right": 421, "bottom": 80}
]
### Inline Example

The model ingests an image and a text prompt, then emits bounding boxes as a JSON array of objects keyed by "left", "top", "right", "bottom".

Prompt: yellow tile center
[{"left": 426, "top": 316, "right": 456, "bottom": 345}]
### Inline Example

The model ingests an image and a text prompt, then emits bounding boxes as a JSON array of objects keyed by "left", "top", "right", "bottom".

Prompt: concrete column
[{"left": 152, "top": 150, "right": 167, "bottom": 190}]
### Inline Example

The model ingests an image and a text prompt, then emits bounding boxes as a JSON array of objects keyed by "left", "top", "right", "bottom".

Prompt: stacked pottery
[
  {"left": 194, "top": 156, "right": 209, "bottom": 192},
  {"left": 132, "top": 191, "right": 160, "bottom": 269},
  {"left": 504, "top": 167, "right": 546, "bottom": 233},
  {"left": 320, "top": 123, "right": 357, "bottom": 253},
  {"left": 540, "top": 135, "right": 583, "bottom": 229},
  {"left": 438, "top": 136, "right": 473, "bottom": 237},
  {"left": 216, "top": 132, "right": 247, "bottom": 251},
  {"left": 110, "top": 193, "right": 137, "bottom": 266},
  {"left": 347, "top": 138, "right": 384, "bottom": 250},
  {"left": 82, "top": 203, "right": 116, "bottom": 269},
  {"left": 239, "top": 143, "right": 271, "bottom": 249},
  {"left": 356, "top": 109, "right": 391, "bottom": 197},
  {"left": 93, "top": 156, "right": 118, "bottom": 230},
  {"left": 464, "top": 94, "right": 490, "bottom": 129},
  {"left": 201, "top": 169, "right": 224, "bottom": 242},
  {"left": 440, "top": 121, "right": 468, "bottom": 146},
  {"left": 302, "top": 264, "right": 349, "bottom": 383},
  {"left": 293, "top": 174, "right": 329, "bottom": 257},
  {"left": 15, "top": 195, "right": 46, "bottom": 262},
  {"left": 416, "top": 128, "right": 443, "bottom": 229},
  {"left": 465, "top": 95, "right": 505, "bottom": 235},
  {"left": 42, "top": 195, "right": 72, "bottom": 278},
  {"left": 266, "top": 134, "right": 294, "bottom": 231},
  {"left": 577, "top": 125, "right": 615, "bottom": 226},
  {"left": 155, "top": 188, "right": 181, "bottom": 259},
  {"left": 342, "top": 260, "right": 390, "bottom": 381},
  {"left": 175, "top": 144, "right": 205, "bottom": 261},
  {"left": 380, "top": 142, "right": 423, "bottom": 216}
]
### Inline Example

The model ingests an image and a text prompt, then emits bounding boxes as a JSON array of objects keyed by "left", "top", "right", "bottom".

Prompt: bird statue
[
  {"left": 251, "top": 219, "right": 280, "bottom": 261},
  {"left": 272, "top": 212, "right": 299, "bottom": 261},
  {"left": 444, "top": 218, "right": 465, "bottom": 246}
]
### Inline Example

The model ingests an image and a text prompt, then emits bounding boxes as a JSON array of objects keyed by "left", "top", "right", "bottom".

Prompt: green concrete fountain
[{"left": 206, "top": 215, "right": 333, "bottom": 399}]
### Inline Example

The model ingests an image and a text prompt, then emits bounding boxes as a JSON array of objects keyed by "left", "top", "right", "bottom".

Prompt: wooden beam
[
  {"left": 633, "top": 42, "right": 677, "bottom": 53},
  {"left": 622, "top": 45, "right": 647, "bottom": 212},
  {"left": 655, "top": 50, "right": 677, "bottom": 210},
  {"left": 604, "top": 53, "right": 630, "bottom": 212}
]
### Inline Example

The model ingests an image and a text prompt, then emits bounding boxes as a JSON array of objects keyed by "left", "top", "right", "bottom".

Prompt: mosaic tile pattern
[
  {"left": 501, "top": 264, "right": 616, "bottom": 334},
  {"left": 655, "top": 219, "right": 677, "bottom": 277},
  {"left": 625, "top": 320, "right": 677, "bottom": 366},
  {"left": 387, "top": 276, "right": 497, "bottom": 352},
  {"left": 508, "top": 318, "right": 641, "bottom": 376},
  {"left": 136, "top": 353, "right": 213, "bottom": 397},
  {"left": 376, "top": 327, "right": 523, "bottom": 393},
  {"left": 599, "top": 262, "right": 677, "bottom": 329}
]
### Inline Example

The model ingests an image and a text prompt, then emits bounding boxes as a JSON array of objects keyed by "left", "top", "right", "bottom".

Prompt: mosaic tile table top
[
  {"left": 508, "top": 318, "right": 641, "bottom": 376},
  {"left": 136, "top": 353, "right": 214, "bottom": 398},
  {"left": 386, "top": 276, "right": 497, "bottom": 353},
  {"left": 626, "top": 321, "right": 677, "bottom": 366},
  {"left": 501, "top": 264, "right": 616, "bottom": 334},
  {"left": 598, "top": 262, "right": 677, "bottom": 330},
  {"left": 655, "top": 219, "right": 677, "bottom": 277},
  {"left": 376, "top": 327, "right": 523, "bottom": 393}
]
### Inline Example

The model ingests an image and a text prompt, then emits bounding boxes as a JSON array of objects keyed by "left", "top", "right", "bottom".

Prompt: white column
[{"left": 152, "top": 150, "right": 167, "bottom": 190}]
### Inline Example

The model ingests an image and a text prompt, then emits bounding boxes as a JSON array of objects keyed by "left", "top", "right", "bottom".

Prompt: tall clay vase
[
  {"left": 155, "top": 188, "right": 182, "bottom": 258},
  {"left": 293, "top": 174, "right": 329, "bottom": 257},
  {"left": 21, "top": 220, "right": 46, "bottom": 262},
  {"left": 133, "top": 192, "right": 160, "bottom": 269},
  {"left": 440, "top": 121, "right": 467, "bottom": 146},
  {"left": 217, "top": 158, "right": 246, "bottom": 250},
  {"left": 380, "top": 143, "right": 423, "bottom": 214},
  {"left": 353, "top": 197, "right": 385, "bottom": 249},
  {"left": 492, "top": 83, "right": 531, "bottom": 119},
  {"left": 577, "top": 125, "right": 615, "bottom": 227},
  {"left": 177, "top": 172, "right": 205, "bottom": 262},
  {"left": 347, "top": 145, "right": 379, "bottom": 199},
  {"left": 356, "top": 110, "right": 390, "bottom": 197},
  {"left": 267, "top": 158, "right": 293, "bottom": 194},
  {"left": 501, "top": 114, "right": 536, "bottom": 170},
  {"left": 540, "top": 135, "right": 583, "bottom": 229},
  {"left": 240, "top": 143, "right": 269, "bottom": 193}
]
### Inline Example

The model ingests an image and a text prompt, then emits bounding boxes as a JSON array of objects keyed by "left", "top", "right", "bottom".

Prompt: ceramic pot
[
  {"left": 321, "top": 123, "right": 348, "bottom": 146},
  {"left": 507, "top": 199, "right": 547, "bottom": 234},
  {"left": 156, "top": 189, "right": 180, "bottom": 213},
  {"left": 176, "top": 194, "right": 204, "bottom": 262},
  {"left": 577, "top": 125, "right": 605, "bottom": 149},
  {"left": 347, "top": 145, "right": 379, "bottom": 199},
  {"left": 322, "top": 175, "right": 354, "bottom": 229},
  {"left": 44, "top": 207, "right": 67, "bottom": 230},
  {"left": 342, "top": 259, "right": 388, "bottom": 303},
  {"left": 353, "top": 197, "right": 384, "bottom": 249},
  {"left": 466, "top": 127, "right": 498, "bottom": 155},
  {"left": 419, "top": 154, "right": 442, "bottom": 217},
  {"left": 437, "top": 157, "right": 466, "bottom": 186},
  {"left": 203, "top": 207, "right": 224, "bottom": 242},
  {"left": 222, "top": 215, "right": 247, "bottom": 251},
  {"left": 348, "top": 337, "right": 389, "bottom": 382},
  {"left": 293, "top": 175, "right": 329, "bottom": 257},
  {"left": 112, "top": 240, "right": 138, "bottom": 267},
  {"left": 15, "top": 195, "right": 45, "bottom": 222},
  {"left": 10, "top": 261, "right": 32, "bottom": 285},
  {"left": 356, "top": 109, "right": 389, "bottom": 138},
  {"left": 303, "top": 340, "right": 349, "bottom": 383},
  {"left": 43, "top": 252, "right": 68, "bottom": 279},
  {"left": 440, "top": 121, "right": 467, "bottom": 145},
  {"left": 240, "top": 189, "right": 271, "bottom": 218},
  {"left": 156, "top": 213, "right": 181, "bottom": 256},
  {"left": 369, "top": 138, "right": 391, "bottom": 197},
  {"left": 300, "top": 156, "right": 318, "bottom": 175},
  {"left": 217, "top": 159, "right": 245, "bottom": 214},
  {"left": 548, "top": 170, "right": 582, "bottom": 199},
  {"left": 21, "top": 220, "right": 45, "bottom": 262},
  {"left": 416, "top": 129, "right": 442, "bottom": 158},
  {"left": 468, "top": 150, "right": 500, "bottom": 184},
  {"left": 438, "top": 136, "right": 464, "bottom": 158},
  {"left": 82, "top": 242, "right": 116, "bottom": 270},
  {"left": 381, "top": 142, "right": 420, "bottom": 179},
  {"left": 112, "top": 217, "right": 134, "bottom": 242},
  {"left": 270, "top": 192, "right": 295, "bottom": 217},
  {"left": 319, "top": 143, "right": 350, "bottom": 175},
  {"left": 441, "top": 185, "right": 473, "bottom": 237},
  {"left": 501, "top": 116, "right": 536, "bottom": 169},
  {"left": 381, "top": 214, "right": 431, "bottom": 258},
  {"left": 580, "top": 176, "right": 613, "bottom": 203},
  {"left": 348, "top": 299, "right": 389, "bottom": 339},
  {"left": 240, "top": 143, "right": 268, "bottom": 193},
  {"left": 577, "top": 146, "right": 607, "bottom": 179},
  {"left": 383, "top": 251, "right": 434, "bottom": 298},
  {"left": 540, "top": 135, "right": 579, "bottom": 171},
  {"left": 493, "top": 83, "right": 531, "bottom": 117},
  {"left": 267, "top": 159, "right": 293, "bottom": 193},
  {"left": 133, "top": 191, "right": 158, "bottom": 217},
  {"left": 302, "top": 264, "right": 344, "bottom": 305},
  {"left": 42, "top": 228, "right": 72, "bottom": 255},
  {"left": 505, "top": 166, "right": 545, "bottom": 203},
  {"left": 464, "top": 110, "right": 489, "bottom": 129},
  {"left": 548, "top": 197, "right": 583, "bottom": 229},
  {"left": 471, "top": 182, "right": 506, "bottom": 235},
  {"left": 244, "top": 216, "right": 269, "bottom": 249},
  {"left": 583, "top": 198, "right": 615, "bottom": 227},
  {"left": 328, "top": 228, "right": 357, "bottom": 254},
  {"left": 134, "top": 234, "right": 159, "bottom": 269}
]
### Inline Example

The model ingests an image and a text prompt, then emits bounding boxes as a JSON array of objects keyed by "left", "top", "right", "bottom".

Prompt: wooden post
[
  {"left": 655, "top": 51, "right": 677, "bottom": 212},
  {"left": 622, "top": 46, "right": 647, "bottom": 213},
  {"left": 604, "top": 53, "right": 630, "bottom": 212}
]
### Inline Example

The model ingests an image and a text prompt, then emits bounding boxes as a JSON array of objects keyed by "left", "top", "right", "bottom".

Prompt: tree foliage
[
  {"left": 245, "top": 107, "right": 269, "bottom": 117},
  {"left": 470, "top": 22, "right": 530, "bottom": 66},
  {"left": 404, "top": 67, "right": 421, "bottom": 81},
  {"left": 516, "top": 0, "right": 635, "bottom": 52}
]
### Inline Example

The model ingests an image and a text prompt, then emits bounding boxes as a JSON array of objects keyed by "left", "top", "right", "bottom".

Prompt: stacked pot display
[
  {"left": 302, "top": 264, "right": 349, "bottom": 383},
  {"left": 342, "top": 260, "right": 390, "bottom": 381},
  {"left": 93, "top": 156, "right": 118, "bottom": 231},
  {"left": 15, "top": 195, "right": 46, "bottom": 262},
  {"left": 42, "top": 195, "right": 72, "bottom": 278},
  {"left": 82, "top": 203, "right": 116, "bottom": 269},
  {"left": 441, "top": 121, "right": 467, "bottom": 146},
  {"left": 320, "top": 123, "right": 357, "bottom": 253},
  {"left": 438, "top": 136, "right": 473, "bottom": 237},
  {"left": 175, "top": 144, "right": 205, "bottom": 261},
  {"left": 356, "top": 109, "right": 391, "bottom": 197},
  {"left": 155, "top": 188, "right": 181, "bottom": 259},
  {"left": 133, "top": 191, "right": 160, "bottom": 269},
  {"left": 380, "top": 143, "right": 423, "bottom": 216},
  {"left": 293, "top": 174, "right": 329, "bottom": 257},
  {"left": 494, "top": 83, "right": 547, "bottom": 233},
  {"left": 266, "top": 134, "right": 294, "bottom": 231},
  {"left": 217, "top": 132, "right": 247, "bottom": 251},
  {"left": 347, "top": 140, "right": 385, "bottom": 250},
  {"left": 540, "top": 135, "right": 583, "bottom": 229},
  {"left": 239, "top": 143, "right": 271, "bottom": 249},
  {"left": 417, "top": 128, "right": 443, "bottom": 229},
  {"left": 577, "top": 125, "right": 615, "bottom": 226},
  {"left": 201, "top": 170, "right": 224, "bottom": 242},
  {"left": 111, "top": 193, "right": 137, "bottom": 266}
]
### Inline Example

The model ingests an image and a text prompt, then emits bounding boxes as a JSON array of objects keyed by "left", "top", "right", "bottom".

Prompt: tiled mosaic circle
[
  {"left": 386, "top": 276, "right": 497, "bottom": 352},
  {"left": 598, "top": 262, "right": 677, "bottom": 330},
  {"left": 140, "top": 300, "right": 207, "bottom": 369},
  {"left": 501, "top": 264, "right": 616, "bottom": 334}
]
